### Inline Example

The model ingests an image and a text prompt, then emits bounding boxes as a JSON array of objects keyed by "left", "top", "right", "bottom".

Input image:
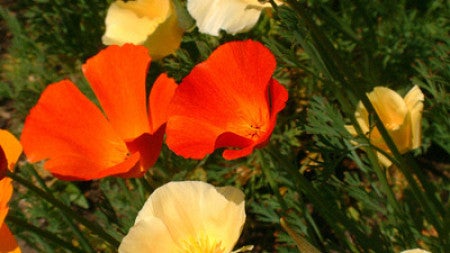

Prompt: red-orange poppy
[
  {"left": 165, "top": 40, "right": 288, "bottom": 160},
  {"left": 21, "top": 44, "right": 177, "bottom": 180}
]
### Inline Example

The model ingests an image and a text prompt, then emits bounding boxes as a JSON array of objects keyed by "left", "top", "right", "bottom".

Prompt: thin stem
[
  {"left": 7, "top": 171, "right": 121, "bottom": 248},
  {"left": 27, "top": 165, "right": 95, "bottom": 253},
  {"left": 284, "top": 0, "right": 443, "bottom": 238},
  {"left": 7, "top": 215, "right": 84, "bottom": 253},
  {"left": 257, "top": 151, "right": 288, "bottom": 211}
]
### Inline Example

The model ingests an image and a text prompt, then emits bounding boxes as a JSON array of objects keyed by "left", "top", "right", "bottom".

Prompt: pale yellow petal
[
  {"left": 0, "top": 130, "right": 22, "bottom": 171},
  {"left": 354, "top": 101, "right": 370, "bottom": 135},
  {"left": 102, "top": 0, "right": 170, "bottom": 46},
  {"left": 400, "top": 249, "right": 431, "bottom": 253},
  {"left": 135, "top": 181, "right": 245, "bottom": 252},
  {"left": 368, "top": 87, "right": 408, "bottom": 131},
  {"left": 115, "top": 0, "right": 170, "bottom": 20},
  {"left": 376, "top": 151, "right": 393, "bottom": 168},
  {"left": 143, "top": 7, "right": 184, "bottom": 60},
  {"left": 187, "top": 0, "right": 264, "bottom": 36},
  {"left": 403, "top": 85, "right": 424, "bottom": 149},
  {"left": 118, "top": 217, "right": 175, "bottom": 253},
  {"left": 344, "top": 125, "right": 358, "bottom": 136}
]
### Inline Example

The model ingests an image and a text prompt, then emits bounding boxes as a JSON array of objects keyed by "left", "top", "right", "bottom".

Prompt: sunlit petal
[
  {"left": 102, "top": 0, "right": 182, "bottom": 59},
  {"left": 166, "top": 40, "right": 288, "bottom": 160},
  {"left": 82, "top": 44, "right": 151, "bottom": 141},
  {"left": 368, "top": 87, "right": 408, "bottom": 131},
  {"left": 187, "top": 0, "right": 276, "bottom": 36},
  {"left": 20, "top": 81, "right": 137, "bottom": 180},
  {"left": 102, "top": 0, "right": 170, "bottom": 45},
  {"left": 120, "top": 181, "right": 246, "bottom": 252},
  {"left": 0, "top": 130, "right": 22, "bottom": 171},
  {"left": 118, "top": 217, "right": 175, "bottom": 252},
  {"left": 403, "top": 85, "right": 424, "bottom": 149},
  {"left": 347, "top": 86, "right": 424, "bottom": 166}
]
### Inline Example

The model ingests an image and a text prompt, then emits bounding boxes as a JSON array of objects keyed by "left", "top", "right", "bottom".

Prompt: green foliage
[{"left": 1, "top": 0, "right": 449, "bottom": 252}]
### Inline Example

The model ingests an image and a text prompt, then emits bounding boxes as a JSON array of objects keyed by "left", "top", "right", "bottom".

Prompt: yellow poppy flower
[
  {"left": 347, "top": 85, "right": 424, "bottom": 166},
  {"left": 118, "top": 181, "right": 246, "bottom": 252},
  {"left": 102, "top": 0, "right": 184, "bottom": 60}
]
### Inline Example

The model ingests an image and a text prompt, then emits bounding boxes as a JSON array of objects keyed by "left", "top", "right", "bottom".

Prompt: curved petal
[
  {"left": 20, "top": 80, "right": 138, "bottom": 180},
  {"left": 0, "top": 130, "right": 22, "bottom": 171},
  {"left": 166, "top": 40, "right": 287, "bottom": 159},
  {"left": 187, "top": 0, "right": 265, "bottom": 36},
  {"left": 118, "top": 217, "right": 175, "bottom": 253},
  {"left": 221, "top": 79, "right": 288, "bottom": 160},
  {"left": 403, "top": 85, "right": 424, "bottom": 149},
  {"left": 367, "top": 87, "right": 408, "bottom": 131},
  {"left": 0, "top": 223, "right": 20, "bottom": 253},
  {"left": 102, "top": 0, "right": 170, "bottom": 45},
  {"left": 122, "top": 131, "right": 164, "bottom": 178},
  {"left": 0, "top": 178, "right": 12, "bottom": 225},
  {"left": 148, "top": 73, "right": 178, "bottom": 133},
  {"left": 82, "top": 44, "right": 151, "bottom": 141},
  {"left": 134, "top": 181, "right": 245, "bottom": 252},
  {"left": 143, "top": 5, "right": 184, "bottom": 60}
]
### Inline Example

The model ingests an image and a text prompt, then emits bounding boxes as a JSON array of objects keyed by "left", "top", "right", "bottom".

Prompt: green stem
[
  {"left": 27, "top": 165, "right": 95, "bottom": 253},
  {"left": 7, "top": 171, "right": 121, "bottom": 248},
  {"left": 284, "top": 0, "right": 443, "bottom": 238},
  {"left": 257, "top": 151, "right": 288, "bottom": 211},
  {"left": 7, "top": 215, "right": 84, "bottom": 253}
]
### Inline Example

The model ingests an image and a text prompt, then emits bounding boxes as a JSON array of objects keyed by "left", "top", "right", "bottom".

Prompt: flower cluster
[
  {"left": 17, "top": 39, "right": 287, "bottom": 250},
  {"left": 1, "top": 0, "right": 435, "bottom": 252}
]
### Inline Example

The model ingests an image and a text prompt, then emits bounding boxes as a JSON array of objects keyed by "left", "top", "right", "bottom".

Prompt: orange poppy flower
[
  {"left": 165, "top": 40, "right": 288, "bottom": 160},
  {"left": 0, "top": 130, "right": 22, "bottom": 253},
  {"left": 21, "top": 44, "right": 177, "bottom": 180}
]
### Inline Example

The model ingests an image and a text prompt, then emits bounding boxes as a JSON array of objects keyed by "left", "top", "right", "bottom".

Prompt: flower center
[
  {"left": 178, "top": 234, "right": 226, "bottom": 253},
  {"left": 246, "top": 123, "right": 265, "bottom": 139}
]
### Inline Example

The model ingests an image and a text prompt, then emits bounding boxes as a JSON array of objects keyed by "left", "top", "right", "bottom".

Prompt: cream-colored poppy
[
  {"left": 102, "top": 0, "right": 184, "bottom": 60},
  {"left": 400, "top": 249, "right": 431, "bottom": 253},
  {"left": 118, "top": 181, "right": 246, "bottom": 252},
  {"left": 347, "top": 86, "right": 424, "bottom": 166},
  {"left": 187, "top": 0, "right": 279, "bottom": 36}
]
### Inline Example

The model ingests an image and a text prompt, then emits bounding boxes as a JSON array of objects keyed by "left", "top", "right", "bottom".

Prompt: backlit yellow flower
[
  {"left": 347, "top": 85, "right": 424, "bottom": 166},
  {"left": 187, "top": 0, "right": 279, "bottom": 36},
  {"left": 102, "top": 0, "right": 184, "bottom": 60},
  {"left": 118, "top": 181, "right": 246, "bottom": 252}
]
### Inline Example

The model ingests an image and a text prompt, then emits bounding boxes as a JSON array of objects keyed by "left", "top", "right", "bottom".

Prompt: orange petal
[
  {"left": 21, "top": 80, "right": 139, "bottom": 180},
  {"left": 0, "top": 178, "right": 13, "bottom": 225},
  {"left": 122, "top": 131, "right": 164, "bottom": 178},
  {"left": 222, "top": 79, "right": 289, "bottom": 160},
  {"left": 0, "top": 223, "right": 21, "bottom": 253},
  {"left": 148, "top": 73, "right": 178, "bottom": 133},
  {"left": 0, "top": 130, "right": 22, "bottom": 172},
  {"left": 82, "top": 44, "right": 151, "bottom": 141},
  {"left": 166, "top": 40, "right": 287, "bottom": 159}
]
